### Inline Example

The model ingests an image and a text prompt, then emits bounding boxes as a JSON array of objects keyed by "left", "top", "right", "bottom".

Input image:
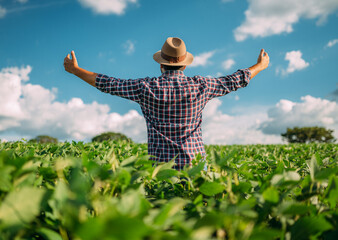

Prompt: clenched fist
[{"left": 64, "top": 51, "right": 79, "bottom": 74}]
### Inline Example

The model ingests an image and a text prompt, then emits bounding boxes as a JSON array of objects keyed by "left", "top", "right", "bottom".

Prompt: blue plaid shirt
[{"left": 95, "top": 69, "right": 251, "bottom": 170}]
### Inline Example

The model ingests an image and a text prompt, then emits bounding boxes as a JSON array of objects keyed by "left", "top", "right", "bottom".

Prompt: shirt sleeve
[
  {"left": 206, "top": 68, "right": 251, "bottom": 100},
  {"left": 95, "top": 74, "right": 143, "bottom": 103}
]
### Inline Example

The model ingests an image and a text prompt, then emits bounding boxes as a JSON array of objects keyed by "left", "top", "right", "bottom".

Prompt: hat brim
[{"left": 153, "top": 51, "right": 194, "bottom": 66}]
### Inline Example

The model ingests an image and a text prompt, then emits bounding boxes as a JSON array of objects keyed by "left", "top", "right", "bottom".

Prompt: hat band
[{"left": 161, "top": 52, "right": 186, "bottom": 63}]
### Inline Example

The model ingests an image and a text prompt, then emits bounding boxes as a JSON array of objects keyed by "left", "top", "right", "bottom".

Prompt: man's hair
[{"left": 162, "top": 65, "right": 185, "bottom": 71}]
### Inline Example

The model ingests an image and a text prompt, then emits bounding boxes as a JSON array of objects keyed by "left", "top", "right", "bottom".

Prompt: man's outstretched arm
[
  {"left": 205, "top": 48, "right": 270, "bottom": 99},
  {"left": 248, "top": 49, "right": 269, "bottom": 79},
  {"left": 63, "top": 51, "right": 97, "bottom": 87}
]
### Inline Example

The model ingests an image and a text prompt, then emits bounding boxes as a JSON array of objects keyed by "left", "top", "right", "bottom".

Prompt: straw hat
[{"left": 153, "top": 37, "right": 194, "bottom": 66}]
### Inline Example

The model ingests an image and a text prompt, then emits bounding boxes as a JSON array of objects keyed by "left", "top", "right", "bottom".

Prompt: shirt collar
[{"left": 161, "top": 70, "right": 185, "bottom": 77}]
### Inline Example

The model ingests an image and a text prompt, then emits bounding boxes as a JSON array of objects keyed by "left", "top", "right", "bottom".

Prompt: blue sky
[{"left": 0, "top": 0, "right": 337, "bottom": 144}]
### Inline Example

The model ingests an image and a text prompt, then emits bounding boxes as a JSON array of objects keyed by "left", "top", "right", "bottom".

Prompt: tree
[
  {"left": 92, "top": 132, "right": 132, "bottom": 142},
  {"left": 281, "top": 127, "right": 336, "bottom": 143},
  {"left": 29, "top": 135, "right": 58, "bottom": 144}
]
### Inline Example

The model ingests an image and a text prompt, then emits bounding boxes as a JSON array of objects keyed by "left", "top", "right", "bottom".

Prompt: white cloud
[
  {"left": 327, "top": 39, "right": 338, "bottom": 48},
  {"left": 222, "top": 58, "right": 235, "bottom": 70},
  {"left": 78, "top": 0, "right": 138, "bottom": 15},
  {"left": 190, "top": 51, "right": 215, "bottom": 67},
  {"left": 0, "top": 66, "right": 147, "bottom": 142},
  {"left": 234, "top": 0, "right": 338, "bottom": 41},
  {"left": 277, "top": 50, "right": 309, "bottom": 75},
  {"left": 202, "top": 99, "right": 282, "bottom": 144},
  {"left": 259, "top": 95, "right": 338, "bottom": 139},
  {"left": 123, "top": 40, "right": 135, "bottom": 55},
  {"left": 0, "top": 6, "right": 6, "bottom": 18},
  {"left": 16, "top": 0, "right": 28, "bottom": 3},
  {"left": 285, "top": 50, "right": 309, "bottom": 74}
]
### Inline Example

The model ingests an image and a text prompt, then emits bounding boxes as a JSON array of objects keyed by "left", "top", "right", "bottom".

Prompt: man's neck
[{"left": 161, "top": 70, "right": 185, "bottom": 76}]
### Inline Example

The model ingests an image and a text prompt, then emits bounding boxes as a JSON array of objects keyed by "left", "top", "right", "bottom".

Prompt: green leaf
[
  {"left": 193, "top": 194, "right": 203, "bottom": 205},
  {"left": 39, "top": 167, "right": 58, "bottom": 180},
  {"left": 152, "top": 160, "right": 176, "bottom": 178},
  {"left": 213, "top": 150, "right": 237, "bottom": 170},
  {"left": 250, "top": 228, "right": 282, "bottom": 240},
  {"left": 324, "top": 175, "right": 338, "bottom": 208},
  {"left": 232, "top": 181, "right": 252, "bottom": 193},
  {"left": 271, "top": 171, "right": 300, "bottom": 185},
  {"left": 194, "top": 212, "right": 223, "bottom": 228},
  {"left": 0, "top": 165, "right": 15, "bottom": 192},
  {"left": 120, "top": 156, "right": 138, "bottom": 167},
  {"left": 156, "top": 169, "right": 179, "bottom": 181},
  {"left": 153, "top": 198, "right": 187, "bottom": 226},
  {"left": 75, "top": 217, "right": 105, "bottom": 240},
  {"left": 187, "top": 161, "right": 205, "bottom": 177},
  {"left": 116, "top": 169, "right": 132, "bottom": 187},
  {"left": 53, "top": 179, "right": 70, "bottom": 203},
  {"left": 0, "top": 186, "right": 45, "bottom": 227},
  {"left": 307, "top": 155, "right": 320, "bottom": 181},
  {"left": 77, "top": 216, "right": 149, "bottom": 240},
  {"left": 119, "top": 190, "right": 151, "bottom": 217},
  {"left": 315, "top": 167, "right": 338, "bottom": 180},
  {"left": 262, "top": 187, "right": 279, "bottom": 204},
  {"left": 290, "top": 216, "right": 332, "bottom": 240},
  {"left": 283, "top": 171, "right": 301, "bottom": 181},
  {"left": 278, "top": 202, "right": 310, "bottom": 215},
  {"left": 37, "top": 228, "right": 63, "bottom": 240},
  {"left": 199, "top": 182, "right": 224, "bottom": 196}
]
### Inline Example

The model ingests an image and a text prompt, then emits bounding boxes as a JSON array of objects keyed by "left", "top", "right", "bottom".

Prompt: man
[{"left": 64, "top": 37, "right": 269, "bottom": 170}]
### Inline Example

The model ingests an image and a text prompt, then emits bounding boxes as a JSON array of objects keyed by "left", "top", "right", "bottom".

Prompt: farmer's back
[{"left": 96, "top": 66, "right": 251, "bottom": 170}]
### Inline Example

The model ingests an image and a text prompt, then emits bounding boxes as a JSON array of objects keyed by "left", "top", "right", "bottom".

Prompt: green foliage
[
  {"left": 0, "top": 141, "right": 337, "bottom": 240},
  {"left": 0, "top": 186, "right": 46, "bottom": 228},
  {"left": 281, "top": 126, "right": 336, "bottom": 143},
  {"left": 29, "top": 135, "right": 58, "bottom": 143},
  {"left": 92, "top": 131, "right": 132, "bottom": 142}
]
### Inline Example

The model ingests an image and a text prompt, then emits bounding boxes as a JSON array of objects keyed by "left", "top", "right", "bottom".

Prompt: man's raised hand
[
  {"left": 248, "top": 49, "right": 270, "bottom": 79},
  {"left": 257, "top": 49, "right": 269, "bottom": 70},
  {"left": 64, "top": 50, "right": 79, "bottom": 74},
  {"left": 63, "top": 51, "right": 97, "bottom": 86}
]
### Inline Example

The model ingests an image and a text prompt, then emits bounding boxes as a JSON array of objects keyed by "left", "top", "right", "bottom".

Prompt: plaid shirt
[{"left": 95, "top": 69, "right": 251, "bottom": 170}]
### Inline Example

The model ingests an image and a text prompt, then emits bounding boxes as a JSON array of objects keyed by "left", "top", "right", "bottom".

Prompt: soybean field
[{"left": 0, "top": 141, "right": 337, "bottom": 240}]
